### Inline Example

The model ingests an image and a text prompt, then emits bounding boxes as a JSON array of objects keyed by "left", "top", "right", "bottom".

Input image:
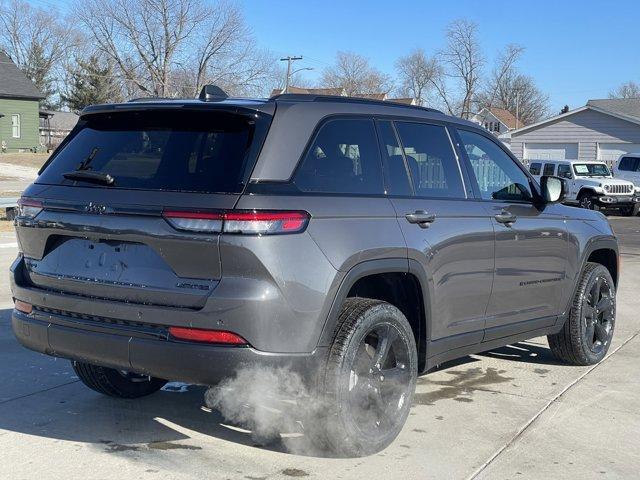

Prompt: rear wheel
[
  {"left": 72, "top": 362, "right": 167, "bottom": 398},
  {"left": 313, "top": 298, "right": 418, "bottom": 456},
  {"left": 548, "top": 263, "right": 615, "bottom": 365}
]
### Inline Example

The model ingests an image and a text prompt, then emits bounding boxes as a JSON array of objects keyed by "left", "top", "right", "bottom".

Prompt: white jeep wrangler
[{"left": 528, "top": 159, "right": 640, "bottom": 215}]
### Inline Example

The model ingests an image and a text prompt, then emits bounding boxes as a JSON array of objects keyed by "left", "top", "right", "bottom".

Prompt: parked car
[
  {"left": 529, "top": 159, "right": 639, "bottom": 215},
  {"left": 11, "top": 87, "right": 619, "bottom": 454},
  {"left": 613, "top": 152, "right": 640, "bottom": 187}
]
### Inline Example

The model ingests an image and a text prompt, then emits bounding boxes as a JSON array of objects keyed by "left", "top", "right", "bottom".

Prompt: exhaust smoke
[{"left": 204, "top": 366, "right": 334, "bottom": 456}]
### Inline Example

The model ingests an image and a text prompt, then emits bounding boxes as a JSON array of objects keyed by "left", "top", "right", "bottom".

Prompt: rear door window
[
  {"left": 38, "top": 110, "right": 261, "bottom": 193},
  {"left": 295, "top": 118, "right": 383, "bottom": 194},
  {"left": 394, "top": 122, "right": 465, "bottom": 198},
  {"left": 376, "top": 120, "right": 412, "bottom": 196},
  {"left": 543, "top": 163, "right": 556, "bottom": 176}
]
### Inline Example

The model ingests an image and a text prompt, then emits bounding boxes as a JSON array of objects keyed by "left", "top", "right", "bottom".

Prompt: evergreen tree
[
  {"left": 62, "top": 56, "right": 121, "bottom": 113},
  {"left": 23, "top": 43, "right": 58, "bottom": 109}
]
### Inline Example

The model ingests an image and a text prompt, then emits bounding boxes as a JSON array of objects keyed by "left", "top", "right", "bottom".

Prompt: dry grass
[
  {"left": 0, "top": 220, "right": 15, "bottom": 233},
  {"left": 0, "top": 153, "right": 49, "bottom": 170}
]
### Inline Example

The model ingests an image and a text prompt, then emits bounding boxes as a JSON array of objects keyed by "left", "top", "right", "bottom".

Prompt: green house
[{"left": 0, "top": 51, "right": 43, "bottom": 153}]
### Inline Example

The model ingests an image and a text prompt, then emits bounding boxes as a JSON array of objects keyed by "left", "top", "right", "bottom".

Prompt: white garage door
[
  {"left": 598, "top": 143, "right": 640, "bottom": 163},
  {"left": 524, "top": 143, "right": 579, "bottom": 160}
]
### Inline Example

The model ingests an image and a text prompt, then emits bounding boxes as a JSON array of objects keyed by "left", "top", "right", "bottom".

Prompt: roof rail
[
  {"left": 127, "top": 96, "right": 179, "bottom": 103},
  {"left": 270, "top": 93, "right": 444, "bottom": 114}
]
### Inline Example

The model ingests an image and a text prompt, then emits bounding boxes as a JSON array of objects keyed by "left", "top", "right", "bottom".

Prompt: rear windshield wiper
[{"left": 63, "top": 170, "right": 115, "bottom": 186}]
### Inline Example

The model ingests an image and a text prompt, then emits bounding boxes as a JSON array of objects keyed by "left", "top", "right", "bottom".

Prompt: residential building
[
  {"left": 471, "top": 107, "right": 521, "bottom": 136},
  {"left": 39, "top": 110, "right": 79, "bottom": 150},
  {"left": 509, "top": 98, "right": 640, "bottom": 167},
  {"left": 0, "top": 51, "right": 43, "bottom": 152}
]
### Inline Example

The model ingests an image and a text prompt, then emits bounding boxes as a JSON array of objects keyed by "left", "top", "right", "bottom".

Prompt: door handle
[
  {"left": 495, "top": 211, "right": 517, "bottom": 226},
  {"left": 405, "top": 210, "right": 436, "bottom": 228}
]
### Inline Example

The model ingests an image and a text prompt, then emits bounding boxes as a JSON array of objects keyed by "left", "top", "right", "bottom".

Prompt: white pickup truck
[{"left": 528, "top": 159, "right": 640, "bottom": 215}]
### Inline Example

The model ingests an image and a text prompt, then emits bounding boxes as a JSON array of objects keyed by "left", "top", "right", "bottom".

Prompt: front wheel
[
  {"left": 578, "top": 193, "right": 596, "bottom": 210},
  {"left": 548, "top": 263, "right": 615, "bottom": 365},
  {"left": 313, "top": 298, "right": 418, "bottom": 456},
  {"left": 72, "top": 362, "right": 167, "bottom": 398}
]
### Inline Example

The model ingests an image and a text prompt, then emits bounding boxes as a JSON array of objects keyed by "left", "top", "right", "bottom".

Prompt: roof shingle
[
  {"left": 0, "top": 51, "right": 44, "bottom": 100},
  {"left": 587, "top": 98, "right": 640, "bottom": 121}
]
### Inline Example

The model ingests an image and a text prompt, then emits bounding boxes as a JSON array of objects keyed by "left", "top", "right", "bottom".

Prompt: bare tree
[
  {"left": 321, "top": 51, "right": 393, "bottom": 96},
  {"left": 0, "top": 0, "right": 78, "bottom": 107},
  {"left": 74, "top": 0, "right": 274, "bottom": 98},
  {"left": 476, "top": 44, "right": 549, "bottom": 125},
  {"left": 609, "top": 81, "right": 640, "bottom": 99},
  {"left": 440, "top": 19, "right": 484, "bottom": 119},
  {"left": 395, "top": 48, "right": 438, "bottom": 106}
]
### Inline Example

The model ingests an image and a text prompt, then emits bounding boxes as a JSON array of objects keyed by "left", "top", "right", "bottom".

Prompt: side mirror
[{"left": 540, "top": 175, "right": 566, "bottom": 204}]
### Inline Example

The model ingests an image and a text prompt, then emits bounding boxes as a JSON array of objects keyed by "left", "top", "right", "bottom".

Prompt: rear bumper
[{"left": 12, "top": 309, "right": 326, "bottom": 386}]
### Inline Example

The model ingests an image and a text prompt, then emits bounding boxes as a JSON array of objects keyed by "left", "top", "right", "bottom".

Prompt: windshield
[
  {"left": 573, "top": 163, "right": 611, "bottom": 177},
  {"left": 38, "top": 109, "right": 266, "bottom": 193}
]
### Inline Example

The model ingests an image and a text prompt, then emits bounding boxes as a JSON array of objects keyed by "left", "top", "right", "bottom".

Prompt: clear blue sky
[
  {"left": 238, "top": 0, "right": 639, "bottom": 112},
  {"left": 38, "top": 0, "right": 639, "bottom": 113}
]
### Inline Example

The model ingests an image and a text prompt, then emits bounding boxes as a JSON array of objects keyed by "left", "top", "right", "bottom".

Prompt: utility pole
[
  {"left": 515, "top": 92, "right": 520, "bottom": 130},
  {"left": 280, "top": 56, "right": 303, "bottom": 93}
]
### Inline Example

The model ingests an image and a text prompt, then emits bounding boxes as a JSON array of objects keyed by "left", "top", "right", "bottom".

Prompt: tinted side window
[
  {"left": 557, "top": 164, "right": 572, "bottom": 178},
  {"left": 459, "top": 130, "right": 533, "bottom": 202},
  {"left": 295, "top": 118, "right": 383, "bottom": 194},
  {"left": 529, "top": 162, "right": 541, "bottom": 175},
  {"left": 377, "top": 120, "right": 412, "bottom": 195},
  {"left": 394, "top": 122, "right": 465, "bottom": 198},
  {"left": 619, "top": 157, "right": 639, "bottom": 172},
  {"left": 543, "top": 163, "right": 556, "bottom": 176}
]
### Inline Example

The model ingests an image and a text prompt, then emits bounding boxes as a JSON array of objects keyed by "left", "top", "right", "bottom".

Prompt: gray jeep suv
[{"left": 10, "top": 88, "right": 618, "bottom": 454}]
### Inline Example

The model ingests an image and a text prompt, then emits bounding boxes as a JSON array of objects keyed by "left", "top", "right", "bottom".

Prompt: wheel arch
[
  {"left": 317, "top": 259, "right": 432, "bottom": 372},
  {"left": 577, "top": 187, "right": 598, "bottom": 199},
  {"left": 563, "top": 237, "right": 619, "bottom": 316}
]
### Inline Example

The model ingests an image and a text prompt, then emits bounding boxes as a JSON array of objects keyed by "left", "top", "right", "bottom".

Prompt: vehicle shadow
[{"left": 478, "top": 341, "right": 565, "bottom": 366}]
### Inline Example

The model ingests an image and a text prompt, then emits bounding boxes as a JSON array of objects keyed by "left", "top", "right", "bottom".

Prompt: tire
[
  {"left": 548, "top": 263, "right": 616, "bottom": 366},
  {"left": 620, "top": 205, "right": 636, "bottom": 216},
  {"left": 578, "top": 192, "right": 596, "bottom": 210},
  {"left": 312, "top": 298, "right": 418, "bottom": 456},
  {"left": 72, "top": 361, "right": 167, "bottom": 398}
]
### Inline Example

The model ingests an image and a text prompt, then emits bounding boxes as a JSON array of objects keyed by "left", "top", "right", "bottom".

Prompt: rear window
[
  {"left": 38, "top": 110, "right": 264, "bottom": 193},
  {"left": 294, "top": 118, "right": 383, "bottom": 195}
]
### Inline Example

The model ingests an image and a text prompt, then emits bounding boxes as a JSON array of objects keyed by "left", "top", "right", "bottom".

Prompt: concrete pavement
[{"left": 0, "top": 217, "right": 638, "bottom": 480}]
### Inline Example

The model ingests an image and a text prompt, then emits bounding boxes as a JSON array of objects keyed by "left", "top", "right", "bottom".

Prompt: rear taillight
[
  {"left": 17, "top": 198, "right": 43, "bottom": 219},
  {"left": 162, "top": 210, "right": 224, "bottom": 233},
  {"left": 14, "top": 299, "right": 33, "bottom": 314},
  {"left": 168, "top": 327, "right": 247, "bottom": 345},
  {"left": 162, "top": 210, "right": 310, "bottom": 235}
]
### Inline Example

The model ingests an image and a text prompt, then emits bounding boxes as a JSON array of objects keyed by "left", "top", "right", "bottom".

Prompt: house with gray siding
[{"left": 509, "top": 98, "right": 640, "bottom": 167}]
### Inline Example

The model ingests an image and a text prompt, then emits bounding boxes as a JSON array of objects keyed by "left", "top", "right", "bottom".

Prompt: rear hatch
[{"left": 16, "top": 104, "right": 272, "bottom": 309}]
